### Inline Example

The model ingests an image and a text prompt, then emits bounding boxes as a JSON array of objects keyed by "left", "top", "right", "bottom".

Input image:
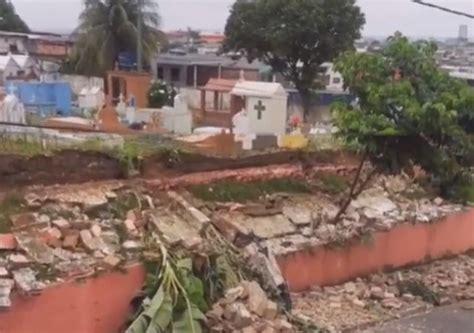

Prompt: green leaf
[
  {"left": 148, "top": 292, "right": 173, "bottom": 332},
  {"left": 143, "top": 286, "right": 165, "bottom": 319},
  {"left": 176, "top": 258, "right": 193, "bottom": 271},
  {"left": 171, "top": 305, "right": 204, "bottom": 333},
  {"left": 126, "top": 315, "right": 149, "bottom": 333}
]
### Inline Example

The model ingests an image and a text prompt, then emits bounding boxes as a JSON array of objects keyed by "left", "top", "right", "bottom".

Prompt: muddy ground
[
  {"left": 0, "top": 149, "right": 359, "bottom": 189},
  {"left": 0, "top": 151, "right": 123, "bottom": 189}
]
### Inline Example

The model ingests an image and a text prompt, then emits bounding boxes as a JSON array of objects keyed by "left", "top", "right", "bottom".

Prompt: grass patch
[
  {"left": 0, "top": 138, "right": 46, "bottom": 156},
  {"left": 189, "top": 178, "right": 311, "bottom": 203},
  {"left": 0, "top": 193, "right": 27, "bottom": 233},
  {"left": 316, "top": 173, "right": 349, "bottom": 194}
]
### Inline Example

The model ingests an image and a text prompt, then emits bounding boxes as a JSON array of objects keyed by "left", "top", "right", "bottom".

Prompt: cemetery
[{"left": 0, "top": 55, "right": 472, "bottom": 333}]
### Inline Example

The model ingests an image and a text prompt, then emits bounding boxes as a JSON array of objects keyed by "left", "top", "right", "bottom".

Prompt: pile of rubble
[
  {"left": 0, "top": 183, "right": 212, "bottom": 308},
  {"left": 207, "top": 281, "right": 296, "bottom": 333},
  {"left": 292, "top": 254, "right": 474, "bottom": 332},
  {"left": 204, "top": 173, "right": 466, "bottom": 257}
]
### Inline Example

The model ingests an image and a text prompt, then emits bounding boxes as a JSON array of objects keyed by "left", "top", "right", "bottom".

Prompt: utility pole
[{"left": 137, "top": 15, "right": 143, "bottom": 72}]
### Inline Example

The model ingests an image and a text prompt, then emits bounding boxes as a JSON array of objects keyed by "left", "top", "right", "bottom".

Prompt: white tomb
[
  {"left": 231, "top": 81, "right": 288, "bottom": 135},
  {"left": 123, "top": 94, "right": 193, "bottom": 135},
  {"left": 78, "top": 86, "right": 105, "bottom": 111},
  {"left": 160, "top": 94, "right": 192, "bottom": 135},
  {"left": 0, "top": 89, "right": 26, "bottom": 124}
]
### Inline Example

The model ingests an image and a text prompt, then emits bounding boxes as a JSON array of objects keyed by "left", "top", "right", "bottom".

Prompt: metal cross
[{"left": 254, "top": 100, "right": 266, "bottom": 120}]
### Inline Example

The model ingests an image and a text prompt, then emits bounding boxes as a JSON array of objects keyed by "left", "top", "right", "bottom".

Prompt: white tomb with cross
[{"left": 231, "top": 81, "right": 288, "bottom": 135}]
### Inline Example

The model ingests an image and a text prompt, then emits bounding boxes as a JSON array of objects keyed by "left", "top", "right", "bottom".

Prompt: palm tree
[{"left": 73, "top": 0, "right": 162, "bottom": 76}]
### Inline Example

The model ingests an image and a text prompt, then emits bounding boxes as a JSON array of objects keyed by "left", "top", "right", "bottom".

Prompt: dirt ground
[
  {"left": 0, "top": 149, "right": 359, "bottom": 190},
  {"left": 0, "top": 151, "right": 123, "bottom": 189}
]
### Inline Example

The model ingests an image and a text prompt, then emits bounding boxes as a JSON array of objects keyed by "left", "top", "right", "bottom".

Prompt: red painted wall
[
  {"left": 0, "top": 265, "right": 145, "bottom": 333},
  {"left": 277, "top": 208, "right": 474, "bottom": 292},
  {"left": 1, "top": 210, "right": 473, "bottom": 332}
]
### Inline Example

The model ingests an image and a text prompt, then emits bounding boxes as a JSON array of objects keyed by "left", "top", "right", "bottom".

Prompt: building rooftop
[{"left": 156, "top": 53, "right": 265, "bottom": 70}]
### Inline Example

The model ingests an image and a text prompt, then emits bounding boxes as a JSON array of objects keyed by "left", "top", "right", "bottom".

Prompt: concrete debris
[
  {"left": 90, "top": 224, "right": 102, "bottom": 237},
  {"left": 79, "top": 230, "right": 102, "bottom": 252},
  {"left": 12, "top": 268, "right": 45, "bottom": 293},
  {"left": 282, "top": 205, "right": 312, "bottom": 226},
  {"left": 221, "top": 213, "right": 296, "bottom": 239},
  {"left": 51, "top": 218, "right": 71, "bottom": 231},
  {"left": 0, "top": 279, "right": 14, "bottom": 307},
  {"left": 103, "top": 255, "right": 121, "bottom": 268},
  {"left": 0, "top": 267, "right": 9, "bottom": 278},
  {"left": 8, "top": 254, "right": 31, "bottom": 268},
  {"left": 150, "top": 207, "right": 203, "bottom": 247},
  {"left": 167, "top": 191, "right": 211, "bottom": 226},
  {"left": 63, "top": 234, "right": 80, "bottom": 249},
  {"left": 209, "top": 173, "right": 465, "bottom": 259},
  {"left": 122, "top": 240, "right": 144, "bottom": 251},
  {"left": 292, "top": 255, "right": 474, "bottom": 332},
  {"left": 246, "top": 281, "right": 269, "bottom": 316},
  {"left": 207, "top": 281, "right": 296, "bottom": 333},
  {"left": 15, "top": 235, "right": 55, "bottom": 264}
]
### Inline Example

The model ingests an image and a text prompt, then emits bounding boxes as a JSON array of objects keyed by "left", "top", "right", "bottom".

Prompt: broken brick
[
  {"left": 263, "top": 301, "right": 278, "bottom": 320},
  {"left": 63, "top": 234, "right": 80, "bottom": 249},
  {"left": 8, "top": 254, "right": 31, "bottom": 268},
  {"left": 0, "top": 234, "right": 17, "bottom": 250},
  {"left": 103, "top": 255, "right": 121, "bottom": 268},
  {"left": 90, "top": 224, "right": 102, "bottom": 237},
  {"left": 48, "top": 227, "right": 62, "bottom": 240},
  {"left": 0, "top": 267, "right": 9, "bottom": 278},
  {"left": 245, "top": 281, "right": 268, "bottom": 316},
  {"left": 52, "top": 218, "right": 71, "bottom": 230},
  {"left": 80, "top": 230, "right": 101, "bottom": 251}
]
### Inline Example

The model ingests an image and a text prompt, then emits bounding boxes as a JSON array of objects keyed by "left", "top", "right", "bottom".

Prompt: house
[
  {"left": 0, "top": 53, "right": 38, "bottom": 82},
  {"left": 0, "top": 55, "right": 21, "bottom": 83},
  {"left": 0, "top": 31, "right": 29, "bottom": 54},
  {"left": 320, "top": 62, "right": 344, "bottom": 92},
  {"left": 153, "top": 53, "right": 265, "bottom": 88},
  {"left": 0, "top": 30, "right": 73, "bottom": 60}
]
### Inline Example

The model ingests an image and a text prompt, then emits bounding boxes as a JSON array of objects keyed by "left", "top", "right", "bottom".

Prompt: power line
[{"left": 411, "top": 0, "right": 474, "bottom": 19}]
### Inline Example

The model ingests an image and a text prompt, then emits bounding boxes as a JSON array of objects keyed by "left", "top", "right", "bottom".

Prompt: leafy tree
[
  {"left": 73, "top": 0, "right": 162, "bottom": 76},
  {"left": 0, "top": 0, "right": 30, "bottom": 33},
  {"left": 224, "top": 0, "right": 365, "bottom": 117},
  {"left": 148, "top": 81, "right": 175, "bottom": 108},
  {"left": 332, "top": 33, "right": 474, "bottom": 218}
]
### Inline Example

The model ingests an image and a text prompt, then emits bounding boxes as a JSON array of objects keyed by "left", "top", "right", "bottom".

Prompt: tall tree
[
  {"left": 332, "top": 33, "right": 474, "bottom": 217},
  {"left": 0, "top": 0, "right": 30, "bottom": 33},
  {"left": 224, "top": 0, "right": 365, "bottom": 117},
  {"left": 73, "top": 0, "right": 162, "bottom": 76}
]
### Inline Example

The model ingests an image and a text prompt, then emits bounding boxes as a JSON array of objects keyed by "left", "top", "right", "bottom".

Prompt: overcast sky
[{"left": 9, "top": 0, "right": 474, "bottom": 38}]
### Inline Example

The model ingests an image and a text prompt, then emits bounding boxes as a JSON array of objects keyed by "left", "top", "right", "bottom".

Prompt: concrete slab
[{"left": 222, "top": 213, "right": 296, "bottom": 239}]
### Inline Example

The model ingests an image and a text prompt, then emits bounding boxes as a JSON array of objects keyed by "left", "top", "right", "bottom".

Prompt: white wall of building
[{"left": 0, "top": 35, "right": 28, "bottom": 54}]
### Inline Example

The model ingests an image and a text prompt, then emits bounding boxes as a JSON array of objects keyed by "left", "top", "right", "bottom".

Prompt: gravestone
[
  {"left": 231, "top": 81, "right": 288, "bottom": 136},
  {"left": 0, "top": 87, "right": 26, "bottom": 124}
]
